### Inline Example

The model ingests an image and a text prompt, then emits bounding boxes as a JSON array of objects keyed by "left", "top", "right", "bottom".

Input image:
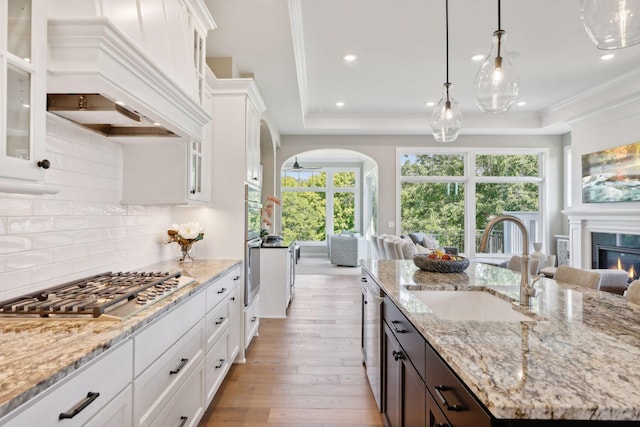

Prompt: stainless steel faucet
[{"left": 478, "top": 215, "right": 539, "bottom": 306}]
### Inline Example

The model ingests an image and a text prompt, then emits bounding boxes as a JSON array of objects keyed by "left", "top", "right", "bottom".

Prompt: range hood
[
  {"left": 47, "top": 17, "right": 210, "bottom": 140},
  {"left": 47, "top": 94, "right": 176, "bottom": 137}
]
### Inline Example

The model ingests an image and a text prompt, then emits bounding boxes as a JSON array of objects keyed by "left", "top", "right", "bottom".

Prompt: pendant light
[
  {"left": 580, "top": 0, "right": 640, "bottom": 50},
  {"left": 431, "top": 0, "right": 462, "bottom": 143},
  {"left": 474, "top": 0, "right": 519, "bottom": 113}
]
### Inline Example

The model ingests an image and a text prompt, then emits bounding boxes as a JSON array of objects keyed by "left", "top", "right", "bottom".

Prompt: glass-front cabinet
[{"left": 0, "top": 0, "right": 53, "bottom": 192}]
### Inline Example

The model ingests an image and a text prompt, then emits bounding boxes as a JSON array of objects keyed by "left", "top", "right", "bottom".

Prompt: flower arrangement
[
  {"left": 260, "top": 196, "right": 281, "bottom": 237},
  {"left": 167, "top": 222, "right": 205, "bottom": 262}
]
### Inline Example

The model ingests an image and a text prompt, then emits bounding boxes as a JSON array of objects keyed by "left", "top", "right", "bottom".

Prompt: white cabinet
[
  {"left": 244, "top": 294, "right": 260, "bottom": 349},
  {"left": 0, "top": 340, "right": 133, "bottom": 427},
  {"left": 0, "top": 0, "right": 56, "bottom": 194},
  {"left": 85, "top": 384, "right": 133, "bottom": 427},
  {"left": 245, "top": 100, "right": 261, "bottom": 186},
  {"left": 228, "top": 285, "right": 241, "bottom": 363},
  {"left": 121, "top": 136, "right": 210, "bottom": 206},
  {"left": 260, "top": 245, "right": 295, "bottom": 318},
  {"left": 149, "top": 360, "right": 205, "bottom": 427}
]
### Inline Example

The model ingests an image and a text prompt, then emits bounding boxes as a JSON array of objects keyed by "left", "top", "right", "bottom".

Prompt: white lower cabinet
[
  {"left": 133, "top": 321, "right": 205, "bottom": 426},
  {"left": 244, "top": 294, "right": 260, "bottom": 349},
  {"left": 205, "top": 329, "right": 230, "bottom": 403},
  {"left": 0, "top": 340, "right": 133, "bottom": 427},
  {"left": 149, "top": 360, "right": 205, "bottom": 427},
  {"left": 228, "top": 286, "right": 241, "bottom": 363}
]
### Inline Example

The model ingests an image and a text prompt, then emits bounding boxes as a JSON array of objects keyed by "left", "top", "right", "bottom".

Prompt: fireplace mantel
[{"left": 562, "top": 208, "right": 640, "bottom": 268}]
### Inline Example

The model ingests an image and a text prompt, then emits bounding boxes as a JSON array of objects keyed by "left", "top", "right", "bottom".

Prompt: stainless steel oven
[{"left": 245, "top": 184, "right": 262, "bottom": 306}]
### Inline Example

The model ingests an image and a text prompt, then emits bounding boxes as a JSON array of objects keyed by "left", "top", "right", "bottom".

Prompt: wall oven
[{"left": 245, "top": 184, "right": 262, "bottom": 306}]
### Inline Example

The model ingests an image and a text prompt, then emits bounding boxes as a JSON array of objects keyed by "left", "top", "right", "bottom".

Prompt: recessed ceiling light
[
  {"left": 471, "top": 54, "right": 485, "bottom": 61},
  {"left": 516, "top": 101, "right": 527, "bottom": 106},
  {"left": 336, "top": 101, "right": 345, "bottom": 107},
  {"left": 115, "top": 101, "right": 126, "bottom": 106},
  {"left": 425, "top": 101, "right": 435, "bottom": 107},
  {"left": 599, "top": 53, "right": 615, "bottom": 61},
  {"left": 21, "top": 103, "right": 30, "bottom": 108},
  {"left": 343, "top": 54, "right": 357, "bottom": 62},
  {"left": 23, "top": 58, "right": 30, "bottom": 63}
]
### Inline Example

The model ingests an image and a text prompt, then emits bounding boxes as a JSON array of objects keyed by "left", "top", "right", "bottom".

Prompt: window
[
  {"left": 399, "top": 149, "right": 545, "bottom": 256},
  {"left": 282, "top": 168, "right": 360, "bottom": 244}
]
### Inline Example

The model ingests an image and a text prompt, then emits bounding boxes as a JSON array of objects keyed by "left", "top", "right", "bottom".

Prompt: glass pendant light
[
  {"left": 580, "top": 0, "right": 640, "bottom": 50},
  {"left": 474, "top": 0, "right": 519, "bottom": 113},
  {"left": 431, "top": 0, "right": 462, "bottom": 142}
]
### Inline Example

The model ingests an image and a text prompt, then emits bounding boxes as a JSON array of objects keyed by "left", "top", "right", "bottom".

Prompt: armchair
[{"left": 329, "top": 232, "right": 367, "bottom": 267}]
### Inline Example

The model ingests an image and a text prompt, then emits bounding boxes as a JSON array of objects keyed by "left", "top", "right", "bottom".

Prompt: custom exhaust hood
[
  {"left": 47, "top": 94, "right": 176, "bottom": 137},
  {"left": 47, "top": 18, "right": 210, "bottom": 140}
]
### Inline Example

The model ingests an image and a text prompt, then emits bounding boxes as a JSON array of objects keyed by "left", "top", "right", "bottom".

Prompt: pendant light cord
[
  {"left": 496, "top": 0, "right": 503, "bottom": 59},
  {"left": 445, "top": 0, "right": 450, "bottom": 102},
  {"left": 498, "top": 0, "right": 501, "bottom": 31}
]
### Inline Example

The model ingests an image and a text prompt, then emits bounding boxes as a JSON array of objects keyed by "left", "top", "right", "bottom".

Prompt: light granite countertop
[
  {"left": 0, "top": 259, "right": 241, "bottom": 418},
  {"left": 362, "top": 259, "right": 640, "bottom": 422}
]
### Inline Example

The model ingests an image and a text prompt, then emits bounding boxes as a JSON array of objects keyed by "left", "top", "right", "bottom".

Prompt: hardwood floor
[{"left": 198, "top": 270, "right": 384, "bottom": 426}]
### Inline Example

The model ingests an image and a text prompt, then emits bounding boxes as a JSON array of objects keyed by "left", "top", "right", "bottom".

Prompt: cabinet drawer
[
  {"left": 134, "top": 294, "right": 205, "bottom": 376},
  {"left": 383, "top": 296, "right": 426, "bottom": 381},
  {"left": 425, "top": 342, "right": 492, "bottom": 427},
  {"left": 134, "top": 321, "right": 204, "bottom": 427},
  {"left": 205, "top": 329, "right": 230, "bottom": 403},
  {"left": 205, "top": 299, "right": 230, "bottom": 352},
  {"left": 2, "top": 340, "right": 132, "bottom": 427},
  {"left": 150, "top": 360, "right": 205, "bottom": 427},
  {"left": 206, "top": 267, "right": 240, "bottom": 312}
]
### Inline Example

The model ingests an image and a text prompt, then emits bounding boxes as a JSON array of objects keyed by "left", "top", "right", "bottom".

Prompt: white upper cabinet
[
  {"left": 246, "top": 100, "right": 261, "bottom": 186},
  {"left": 0, "top": 0, "right": 56, "bottom": 194}
]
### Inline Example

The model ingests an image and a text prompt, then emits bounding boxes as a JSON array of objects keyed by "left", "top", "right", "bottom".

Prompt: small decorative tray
[{"left": 413, "top": 254, "right": 470, "bottom": 273}]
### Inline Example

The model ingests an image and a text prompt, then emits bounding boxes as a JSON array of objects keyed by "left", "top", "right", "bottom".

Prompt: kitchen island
[
  {"left": 362, "top": 259, "right": 640, "bottom": 424},
  {"left": 0, "top": 259, "right": 241, "bottom": 423}
]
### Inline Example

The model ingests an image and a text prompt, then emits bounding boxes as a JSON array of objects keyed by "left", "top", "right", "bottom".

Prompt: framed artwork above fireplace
[{"left": 581, "top": 141, "right": 640, "bottom": 203}]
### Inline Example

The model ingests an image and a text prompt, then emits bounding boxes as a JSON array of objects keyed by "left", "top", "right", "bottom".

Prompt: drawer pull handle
[
  {"left": 251, "top": 316, "right": 257, "bottom": 322},
  {"left": 58, "top": 391, "right": 100, "bottom": 420},
  {"left": 215, "top": 358, "right": 226, "bottom": 369},
  {"left": 435, "top": 385, "right": 463, "bottom": 411},
  {"left": 392, "top": 350, "right": 404, "bottom": 361},
  {"left": 170, "top": 358, "right": 189, "bottom": 375},
  {"left": 215, "top": 317, "right": 225, "bottom": 325},
  {"left": 360, "top": 277, "right": 368, "bottom": 282},
  {"left": 233, "top": 275, "right": 240, "bottom": 281},
  {"left": 217, "top": 287, "right": 227, "bottom": 294},
  {"left": 231, "top": 297, "right": 235, "bottom": 301},
  {"left": 391, "top": 320, "right": 406, "bottom": 333},
  {"left": 178, "top": 416, "right": 188, "bottom": 427}
]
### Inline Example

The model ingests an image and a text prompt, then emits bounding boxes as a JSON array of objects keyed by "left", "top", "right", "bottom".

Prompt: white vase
[{"left": 531, "top": 242, "right": 546, "bottom": 270}]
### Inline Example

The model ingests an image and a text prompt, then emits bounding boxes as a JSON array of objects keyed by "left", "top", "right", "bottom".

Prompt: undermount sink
[{"left": 409, "top": 290, "right": 533, "bottom": 322}]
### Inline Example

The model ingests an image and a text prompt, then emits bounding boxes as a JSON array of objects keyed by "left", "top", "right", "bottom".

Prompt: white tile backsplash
[
  {"left": 7, "top": 217, "right": 55, "bottom": 234},
  {"left": 0, "top": 115, "right": 174, "bottom": 300}
]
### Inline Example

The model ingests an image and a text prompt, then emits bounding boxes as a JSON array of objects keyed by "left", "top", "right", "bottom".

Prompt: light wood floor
[{"left": 198, "top": 269, "right": 384, "bottom": 426}]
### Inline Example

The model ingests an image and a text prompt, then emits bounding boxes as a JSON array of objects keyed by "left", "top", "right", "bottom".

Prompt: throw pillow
[
  {"left": 415, "top": 244, "right": 431, "bottom": 254},
  {"left": 408, "top": 232, "right": 427, "bottom": 245},
  {"left": 400, "top": 240, "right": 418, "bottom": 259},
  {"left": 422, "top": 235, "right": 439, "bottom": 250}
]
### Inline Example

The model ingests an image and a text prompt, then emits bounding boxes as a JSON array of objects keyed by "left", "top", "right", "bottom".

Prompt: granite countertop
[
  {"left": 261, "top": 236, "right": 296, "bottom": 248},
  {"left": 362, "top": 259, "right": 640, "bottom": 421},
  {"left": 0, "top": 259, "right": 241, "bottom": 418}
]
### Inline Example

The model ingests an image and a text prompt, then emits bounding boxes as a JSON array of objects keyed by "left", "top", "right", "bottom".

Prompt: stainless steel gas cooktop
[{"left": 0, "top": 271, "right": 195, "bottom": 320}]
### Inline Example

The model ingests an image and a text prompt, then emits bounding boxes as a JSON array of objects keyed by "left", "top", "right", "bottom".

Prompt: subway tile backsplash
[{"left": 0, "top": 116, "right": 174, "bottom": 300}]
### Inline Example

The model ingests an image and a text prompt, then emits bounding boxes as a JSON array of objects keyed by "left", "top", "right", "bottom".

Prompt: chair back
[
  {"left": 553, "top": 265, "right": 600, "bottom": 289},
  {"left": 507, "top": 256, "right": 539, "bottom": 275}
]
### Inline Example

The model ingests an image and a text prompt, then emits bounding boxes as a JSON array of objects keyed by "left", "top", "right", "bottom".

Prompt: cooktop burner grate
[{"left": 0, "top": 271, "right": 194, "bottom": 319}]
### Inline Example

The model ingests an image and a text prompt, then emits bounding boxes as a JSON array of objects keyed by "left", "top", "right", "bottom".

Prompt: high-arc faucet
[{"left": 478, "top": 215, "right": 539, "bottom": 306}]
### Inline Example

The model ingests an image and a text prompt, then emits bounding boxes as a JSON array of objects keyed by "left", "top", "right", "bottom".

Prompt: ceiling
[{"left": 204, "top": 0, "right": 640, "bottom": 137}]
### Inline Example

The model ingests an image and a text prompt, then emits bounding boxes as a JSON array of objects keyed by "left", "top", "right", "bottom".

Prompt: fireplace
[{"left": 591, "top": 232, "right": 640, "bottom": 283}]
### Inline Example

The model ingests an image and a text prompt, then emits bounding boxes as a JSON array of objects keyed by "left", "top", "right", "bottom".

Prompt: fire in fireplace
[{"left": 592, "top": 231, "right": 640, "bottom": 283}]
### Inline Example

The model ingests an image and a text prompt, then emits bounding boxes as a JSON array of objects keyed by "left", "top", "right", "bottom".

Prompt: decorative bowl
[{"left": 413, "top": 254, "right": 470, "bottom": 273}]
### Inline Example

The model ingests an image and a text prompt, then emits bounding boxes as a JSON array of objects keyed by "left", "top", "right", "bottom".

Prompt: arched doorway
[{"left": 279, "top": 149, "right": 378, "bottom": 257}]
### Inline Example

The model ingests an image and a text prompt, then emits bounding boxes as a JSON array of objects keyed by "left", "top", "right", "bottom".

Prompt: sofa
[
  {"left": 373, "top": 232, "right": 459, "bottom": 260},
  {"left": 329, "top": 232, "right": 367, "bottom": 267}
]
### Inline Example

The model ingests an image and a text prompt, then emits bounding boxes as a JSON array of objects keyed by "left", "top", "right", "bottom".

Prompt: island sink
[{"left": 409, "top": 290, "right": 534, "bottom": 322}]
